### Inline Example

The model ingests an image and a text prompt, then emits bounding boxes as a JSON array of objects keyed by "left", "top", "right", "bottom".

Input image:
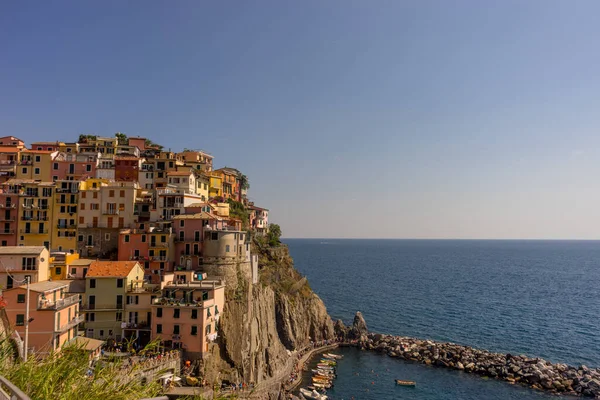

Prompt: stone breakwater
[{"left": 357, "top": 332, "right": 600, "bottom": 397}]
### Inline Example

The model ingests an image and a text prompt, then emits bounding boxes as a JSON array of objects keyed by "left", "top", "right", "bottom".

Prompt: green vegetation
[
  {"left": 267, "top": 223, "right": 282, "bottom": 247},
  {"left": 0, "top": 337, "right": 162, "bottom": 400},
  {"left": 238, "top": 174, "right": 250, "bottom": 191},
  {"left": 115, "top": 132, "right": 128, "bottom": 145},
  {"left": 77, "top": 134, "right": 97, "bottom": 143},
  {"left": 144, "top": 138, "right": 163, "bottom": 150},
  {"left": 227, "top": 199, "right": 249, "bottom": 229}
]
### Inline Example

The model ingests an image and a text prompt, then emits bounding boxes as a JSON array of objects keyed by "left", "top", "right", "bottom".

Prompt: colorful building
[
  {"left": 248, "top": 205, "right": 269, "bottom": 234},
  {"left": 16, "top": 180, "right": 55, "bottom": 248},
  {"left": 49, "top": 251, "right": 81, "bottom": 280},
  {"left": 0, "top": 246, "right": 50, "bottom": 290},
  {"left": 167, "top": 170, "right": 196, "bottom": 194},
  {"left": 115, "top": 156, "right": 142, "bottom": 182},
  {"left": 123, "top": 282, "right": 160, "bottom": 348},
  {"left": 84, "top": 261, "right": 145, "bottom": 342},
  {"left": 180, "top": 150, "right": 213, "bottom": 172},
  {"left": 151, "top": 273, "right": 224, "bottom": 358},
  {"left": 214, "top": 168, "right": 240, "bottom": 201},
  {"left": 30, "top": 141, "right": 63, "bottom": 151},
  {"left": 3, "top": 280, "right": 82, "bottom": 356},
  {"left": 16, "top": 150, "right": 59, "bottom": 182},
  {"left": 0, "top": 136, "right": 25, "bottom": 148},
  {"left": 53, "top": 152, "right": 99, "bottom": 181},
  {"left": 208, "top": 172, "right": 223, "bottom": 199},
  {"left": 0, "top": 182, "right": 18, "bottom": 246},
  {"left": 0, "top": 146, "right": 19, "bottom": 183},
  {"left": 52, "top": 180, "right": 80, "bottom": 253}
]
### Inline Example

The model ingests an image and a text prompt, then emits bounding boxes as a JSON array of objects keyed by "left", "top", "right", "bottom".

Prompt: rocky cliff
[{"left": 202, "top": 240, "right": 335, "bottom": 398}]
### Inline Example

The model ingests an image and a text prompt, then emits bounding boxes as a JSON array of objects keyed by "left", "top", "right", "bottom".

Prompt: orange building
[{"left": 3, "top": 280, "right": 82, "bottom": 356}]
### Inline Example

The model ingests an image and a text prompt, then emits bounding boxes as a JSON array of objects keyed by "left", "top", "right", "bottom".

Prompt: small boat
[
  {"left": 300, "top": 387, "right": 328, "bottom": 399},
  {"left": 325, "top": 353, "right": 343, "bottom": 359},
  {"left": 317, "top": 363, "right": 335, "bottom": 369},
  {"left": 311, "top": 382, "right": 331, "bottom": 389},
  {"left": 320, "top": 359, "right": 336, "bottom": 364},
  {"left": 396, "top": 379, "right": 416, "bottom": 387}
]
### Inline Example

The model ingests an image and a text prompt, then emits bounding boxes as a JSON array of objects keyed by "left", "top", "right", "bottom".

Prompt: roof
[
  {"left": 187, "top": 202, "right": 214, "bottom": 209},
  {"left": 22, "top": 149, "right": 55, "bottom": 154},
  {"left": 70, "top": 336, "right": 104, "bottom": 351},
  {"left": 214, "top": 167, "right": 240, "bottom": 176},
  {"left": 87, "top": 261, "right": 141, "bottom": 278},
  {"left": 0, "top": 136, "right": 24, "bottom": 142},
  {"left": 7, "top": 280, "right": 71, "bottom": 293},
  {"left": 0, "top": 246, "right": 46, "bottom": 255},
  {"left": 0, "top": 146, "right": 20, "bottom": 153},
  {"left": 173, "top": 211, "right": 222, "bottom": 220},
  {"left": 248, "top": 205, "right": 269, "bottom": 211},
  {"left": 68, "top": 259, "right": 95, "bottom": 267},
  {"left": 31, "top": 141, "right": 60, "bottom": 145}
]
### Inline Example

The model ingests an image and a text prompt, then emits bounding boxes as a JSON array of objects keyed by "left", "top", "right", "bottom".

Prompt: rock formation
[{"left": 201, "top": 240, "right": 335, "bottom": 398}]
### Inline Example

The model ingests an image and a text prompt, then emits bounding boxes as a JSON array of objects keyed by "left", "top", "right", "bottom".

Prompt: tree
[
  {"left": 239, "top": 173, "right": 250, "bottom": 191},
  {"left": 115, "top": 132, "right": 128, "bottom": 145},
  {"left": 267, "top": 223, "right": 282, "bottom": 246}
]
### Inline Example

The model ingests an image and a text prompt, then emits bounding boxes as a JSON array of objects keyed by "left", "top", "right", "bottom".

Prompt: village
[{"left": 0, "top": 134, "right": 271, "bottom": 389}]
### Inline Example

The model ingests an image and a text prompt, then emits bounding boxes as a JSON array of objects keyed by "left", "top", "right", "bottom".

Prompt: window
[
  {"left": 191, "top": 326, "right": 198, "bottom": 336},
  {"left": 173, "top": 325, "right": 180, "bottom": 335},
  {"left": 157, "top": 308, "right": 162, "bottom": 318},
  {"left": 53, "top": 163, "right": 58, "bottom": 170},
  {"left": 205, "top": 324, "right": 211, "bottom": 335},
  {"left": 215, "top": 305, "right": 219, "bottom": 315},
  {"left": 81, "top": 192, "right": 86, "bottom": 198},
  {"left": 124, "top": 235, "right": 130, "bottom": 243},
  {"left": 105, "top": 233, "right": 110, "bottom": 240},
  {"left": 161, "top": 235, "right": 166, "bottom": 243},
  {"left": 153, "top": 324, "right": 162, "bottom": 334},
  {"left": 21, "top": 167, "right": 27, "bottom": 174},
  {"left": 88, "top": 313, "right": 95, "bottom": 321},
  {"left": 86, "top": 164, "right": 92, "bottom": 172},
  {"left": 99, "top": 330, "right": 104, "bottom": 337},
  {"left": 141, "top": 235, "right": 146, "bottom": 243},
  {"left": 71, "top": 267, "right": 76, "bottom": 276},
  {"left": 35, "top": 156, "right": 41, "bottom": 162},
  {"left": 34, "top": 168, "right": 40, "bottom": 175},
  {"left": 17, "top": 294, "right": 25, "bottom": 303},
  {"left": 211, "top": 232, "right": 218, "bottom": 240},
  {"left": 116, "top": 279, "right": 123, "bottom": 288},
  {"left": 120, "top": 190, "right": 125, "bottom": 197},
  {"left": 225, "top": 245, "right": 230, "bottom": 253},
  {"left": 109, "top": 190, "right": 115, "bottom": 197},
  {"left": 116, "top": 312, "right": 122, "bottom": 321},
  {"left": 78, "top": 235, "right": 83, "bottom": 242},
  {"left": 173, "top": 309, "right": 180, "bottom": 318},
  {"left": 207, "top": 307, "right": 212, "bottom": 318},
  {"left": 16, "top": 315, "right": 24, "bottom": 326},
  {"left": 22, "top": 257, "right": 36, "bottom": 270},
  {"left": 89, "top": 279, "right": 96, "bottom": 289},
  {"left": 191, "top": 309, "right": 197, "bottom": 319},
  {"left": 55, "top": 267, "right": 61, "bottom": 275},
  {"left": 180, "top": 220, "right": 184, "bottom": 227},
  {"left": 79, "top": 216, "right": 84, "bottom": 224},
  {"left": 93, "top": 192, "right": 98, "bottom": 199}
]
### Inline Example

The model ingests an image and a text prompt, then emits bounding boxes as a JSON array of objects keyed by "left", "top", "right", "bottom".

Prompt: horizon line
[{"left": 281, "top": 237, "right": 600, "bottom": 241}]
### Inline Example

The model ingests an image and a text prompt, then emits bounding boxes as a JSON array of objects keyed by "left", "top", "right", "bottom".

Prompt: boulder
[{"left": 349, "top": 311, "right": 368, "bottom": 339}]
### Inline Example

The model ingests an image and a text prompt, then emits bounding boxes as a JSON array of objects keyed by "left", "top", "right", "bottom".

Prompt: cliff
[{"left": 202, "top": 239, "right": 335, "bottom": 398}]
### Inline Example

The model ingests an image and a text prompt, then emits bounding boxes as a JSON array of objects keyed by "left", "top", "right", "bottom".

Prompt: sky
[{"left": 1, "top": 1, "right": 600, "bottom": 239}]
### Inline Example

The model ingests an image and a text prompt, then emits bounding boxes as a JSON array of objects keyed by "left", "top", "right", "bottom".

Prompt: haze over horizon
[{"left": 2, "top": 1, "right": 599, "bottom": 240}]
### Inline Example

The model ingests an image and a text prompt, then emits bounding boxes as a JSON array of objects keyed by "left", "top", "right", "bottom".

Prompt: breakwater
[
  {"left": 353, "top": 332, "right": 600, "bottom": 397},
  {"left": 335, "top": 312, "right": 600, "bottom": 397}
]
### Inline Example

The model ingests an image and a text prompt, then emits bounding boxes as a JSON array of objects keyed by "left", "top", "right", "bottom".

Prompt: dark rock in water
[
  {"left": 334, "top": 319, "right": 348, "bottom": 340},
  {"left": 349, "top": 311, "right": 368, "bottom": 339}
]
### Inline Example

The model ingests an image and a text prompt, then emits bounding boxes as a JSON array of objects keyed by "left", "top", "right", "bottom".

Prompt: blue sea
[{"left": 286, "top": 239, "right": 600, "bottom": 399}]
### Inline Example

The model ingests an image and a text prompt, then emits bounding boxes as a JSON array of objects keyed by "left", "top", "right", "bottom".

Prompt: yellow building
[
  {"left": 93, "top": 137, "right": 118, "bottom": 158},
  {"left": 16, "top": 150, "right": 59, "bottom": 182},
  {"left": 208, "top": 172, "right": 223, "bottom": 199},
  {"left": 49, "top": 251, "right": 81, "bottom": 280},
  {"left": 84, "top": 261, "right": 145, "bottom": 341},
  {"left": 195, "top": 173, "right": 209, "bottom": 201},
  {"left": 16, "top": 180, "right": 55, "bottom": 249},
  {"left": 59, "top": 142, "right": 79, "bottom": 154},
  {"left": 52, "top": 180, "right": 80, "bottom": 253}
]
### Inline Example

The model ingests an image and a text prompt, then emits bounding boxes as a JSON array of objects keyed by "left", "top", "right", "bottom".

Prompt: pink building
[
  {"left": 127, "top": 137, "right": 147, "bottom": 152},
  {"left": 52, "top": 153, "right": 98, "bottom": 181},
  {"left": 172, "top": 212, "right": 228, "bottom": 271},
  {"left": 118, "top": 223, "right": 175, "bottom": 284},
  {"left": 248, "top": 205, "right": 269, "bottom": 234},
  {"left": 151, "top": 272, "right": 224, "bottom": 359},
  {"left": 0, "top": 136, "right": 25, "bottom": 148},
  {"left": 31, "top": 141, "right": 61, "bottom": 151}
]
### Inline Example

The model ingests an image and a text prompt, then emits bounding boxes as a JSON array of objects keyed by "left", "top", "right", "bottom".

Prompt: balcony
[
  {"left": 149, "top": 242, "right": 169, "bottom": 248},
  {"left": 102, "top": 209, "right": 119, "bottom": 215},
  {"left": 153, "top": 296, "right": 215, "bottom": 308},
  {"left": 81, "top": 303, "right": 124, "bottom": 311},
  {"left": 55, "top": 187, "right": 79, "bottom": 193},
  {"left": 0, "top": 160, "right": 16, "bottom": 165},
  {"left": 21, "top": 192, "right": 38, "bottom": 197},
  {"left": 122, "top": 321, "right": 151, "bottom": 330},
  {"left": 20, "top": 229, "right": 49, "bottom": 235},
  {"left": 56, "top": 224, "right": 78, "bottom": 230},
  {"left": 55, "top": 315, "right": 84, "bottom": 333},
  {"left": 18, "top": 160, "right": 32, "bottom": 165},
  {"left": 38, "top": 294, "right": 79, "bottom": 310},
  {"left": 0, "top": 229, "right": 14, "bottom": 235},
  {"left": 151, "top": 256, "right": 168, "bottom": 262},
  {"left": 21, "top": 216, "right": 48, "bottom": 221},
  {"left": 0, "top": 216, "right": 15, "bottom": 222},
  {"left": 0, "top": 204, "right": 16, "bottom": 208}
]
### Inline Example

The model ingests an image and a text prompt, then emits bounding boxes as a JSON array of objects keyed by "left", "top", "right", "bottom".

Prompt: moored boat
[
  {"left": 300, "top": 387, "right": 328, "bottom": 399},
  {"left": 396, "top": 379, "right": 416, "bottom": 387}
]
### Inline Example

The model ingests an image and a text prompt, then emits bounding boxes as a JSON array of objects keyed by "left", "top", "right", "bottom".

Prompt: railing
[
  {"left": 0, "top": 204, "right": 16, "bottom": 208},
  {"left": 55, "top": 188, "right": 79, "bottom": 193},
  {"left": 149, "top": 242, "right": 169, "bottom": 248},
  {"left": 18, "top": 160, "right": 32, "bottom": 165},
  {"left": 22, "top": 216, "right": 48, "bottom": 221},
  {"left": 122, "top": 321, "right": 150, "bottom": 329},
  {"left": 102, "top": 210, "right": 118, "bottom": 215},
  {"left": 0, "top": 160, "right": 16, "bottom": 165},
  {"left": 0, "top": 230, "right": 14, "bottom": 235},
  {"left": 0, "top": 217, "right": 15, "bottom": 222},
  {"left": 153, "top": 296, "right": 215, "bottom": 308},
  {"left": 151, "top": 256, "right": 168, "bottom": 262},
  {"left": 56, "top": 224, "right": 78, "bottom": 229},
  {"left": 55, "top": 315, "right": 84, "bottom": 333},
  {"left": 0, "top": 375, "right": 30, "bottom": 400},
  {"left": 20, "top": 229, "right": 49, "bottom": 234},
  {"left": 38, "top": 294, "right": 79, "bottom": 310}
]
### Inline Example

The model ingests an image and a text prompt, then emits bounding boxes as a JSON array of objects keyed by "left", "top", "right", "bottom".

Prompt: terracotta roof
[
  {"left": 0, "top": 246, "right": 46, "bottom": 255},
  {"left": 22, "top": 149, "right": 55, "bottom": 154},
  {"left": 187, "top": 202, "right": 214, "bottom": 208},
  {"left": 173, "top": 211, "right": 222, "bottom": 220},
  {"left": 0, "top": 136, "right": 24, "bottom": 142},
  {"left": 0, "top": 146, "right": 20, "bottom": 153},
  {"left": 87, "top": 261, "right": 140, "bottom": 278}
]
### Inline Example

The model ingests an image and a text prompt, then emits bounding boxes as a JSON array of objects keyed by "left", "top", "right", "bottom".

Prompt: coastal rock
[
  {"left": 349, "top": 311, "right": 368, "bottom": 339},
  {"left": 334, "top": 319, "right": 348, "bottom": 340}
]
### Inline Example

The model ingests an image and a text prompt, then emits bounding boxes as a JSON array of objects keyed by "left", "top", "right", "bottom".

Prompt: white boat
[
  {"left": 325, "top": 353, "right": 343, "bottom": 359},
  {"left": 300, "top": 388, "right": 328, "bottom": 399}
]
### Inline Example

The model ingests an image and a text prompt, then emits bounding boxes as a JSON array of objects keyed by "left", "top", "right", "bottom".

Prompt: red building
[{"left": 115, "top": 156, "right": 141, "bottom": 182}]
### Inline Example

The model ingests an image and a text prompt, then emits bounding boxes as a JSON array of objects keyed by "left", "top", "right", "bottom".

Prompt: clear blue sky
[{"left": 2, "top": 1, "right": 600, "bottom": 239}]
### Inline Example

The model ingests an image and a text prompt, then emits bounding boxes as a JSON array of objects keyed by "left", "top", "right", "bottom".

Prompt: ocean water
[{"left": 286, "top": 239, "right": 600, "bottom": 399}]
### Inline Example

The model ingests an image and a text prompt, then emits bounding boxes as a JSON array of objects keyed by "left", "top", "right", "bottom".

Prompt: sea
[{"left": 285, "top": 239, "right": 600, "bottom": 400}]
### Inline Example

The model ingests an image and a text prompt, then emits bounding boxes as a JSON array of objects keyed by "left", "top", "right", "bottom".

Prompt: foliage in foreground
[{"left": 0, "top": 336, "right": 162, "bottom": 400}]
